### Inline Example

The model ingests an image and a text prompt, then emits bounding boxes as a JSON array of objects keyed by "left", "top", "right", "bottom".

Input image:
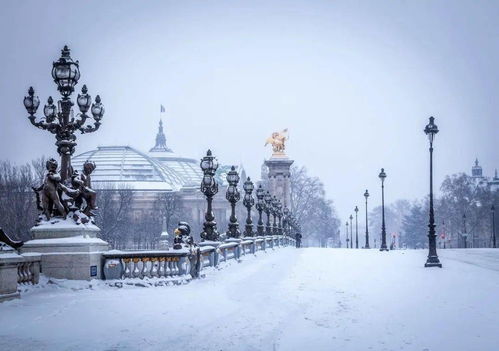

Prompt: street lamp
[
  {"left": 462, "top": 214, "right": 468, "bottom": 249},
  {"left": 225, "top": 166, "right": 241, "bottom": 239},
  {"left": 200, "top": 150, "right": 220, "bottom": 241},
  {"left": 349, "top": 215, "right": 353, "bottom": 249},
  {"left": 424, "top": 116, "right": 442, "bottom": 267},
  {"left": 24, "top": 46, "right": 104, "bottom": 182},
  {"left": 492, "top": 205, "right": 496, "bottom": 248},
  {"left": 242, "top": 177, "right": 255, "bottom": 237},
  {"left": 345, "top": 221, "right": 350, "bottom": 248},
  {"left": 276, "top": 200, "right": 283, "bottom": 235},
  {"left": 264, "top": 191, "right": 272, "bottom": 235},
  {"left": 354, "top": 206, "right": 359, "bottom": 249},
  {"left": 364, "top": 190, "right": 370, "bottom": 249},
  {"left": 283, "top": 206, "right": 290, "bottom": 236},
  {"left": 378, "top": 168, "right": 389, "bottom": 251},
  {"left": 271, "top": 196, "right": 279, "bottom": 235},
  {"left": 255, "top": 185, "right": 265, "bottom": 236}
]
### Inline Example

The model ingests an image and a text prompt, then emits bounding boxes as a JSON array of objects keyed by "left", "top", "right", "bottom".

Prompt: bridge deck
[{"left": 0, "top": 248, "right": 498, "bottom": 350}]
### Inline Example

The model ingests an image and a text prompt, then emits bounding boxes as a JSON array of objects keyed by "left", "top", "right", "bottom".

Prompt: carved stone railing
[
  {"left": 1, "top": 251, "right": 41, "bottom": 302},
  {"left": 102, "top": 235, "right": 296, "bottom": 281},
  {"left": 17, "top": 253, "right": 41, "bottom": 285}
]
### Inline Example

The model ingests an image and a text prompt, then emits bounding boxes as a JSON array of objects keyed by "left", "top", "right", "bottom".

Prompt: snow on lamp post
[
  {"left": 264, "top": 191, "right": 273, "bottom": 235},
  {"left": 225, "top": 166, "right": 241, "bottom": 239},
  {"left": 364, "top": 189, "right": 370, "bottom": 249},
  {"left": 24, "top": 45, "right": 104, "bottom": 182},
  {"left": 200, "top": 150, "right": 220, "bottom": 242},
  {"left": 424, "top": 116, "right": 442, "bottom": 267},
  {"left": 255, "top": 185, "right": 265, "bottom": 236},
  {"left": 379, "top": 168, "right": 389, "bottom": 252},
  {"left": 354, "top": 206, "right": 359, "bottom": 249},
  {"left": 242, "top": 177, "right": 255, "bottom": 237}
]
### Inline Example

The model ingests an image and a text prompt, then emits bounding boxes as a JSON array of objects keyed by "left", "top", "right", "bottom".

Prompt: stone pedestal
[
  {"left": 0, "top": 252, "right": 22, "bottom": 302},
  {"left": 265, "top": 155, "right": 294, "bottom": 208},
  {"left": 20, "top": 221, "right": 108, "bottom": 281}
]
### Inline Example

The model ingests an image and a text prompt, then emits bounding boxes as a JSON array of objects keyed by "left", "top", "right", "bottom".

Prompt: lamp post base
[
  {"left": 424, "top": 256, "right": 442, "bottom": 268},
  {"left": 380, "top": 247, "right": 389, "bottom": 252}
]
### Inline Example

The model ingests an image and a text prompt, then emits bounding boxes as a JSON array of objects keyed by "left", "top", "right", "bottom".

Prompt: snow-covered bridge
[{"left": 1, "top": 248, "right": 498, "bottom": 351}]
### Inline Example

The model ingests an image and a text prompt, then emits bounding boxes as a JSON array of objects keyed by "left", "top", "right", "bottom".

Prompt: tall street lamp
[
  {"left": 462, "top": 214, "right": 468, "bottom": 249},
  {"left": 271, "top": 196, "right": 279, "bottom": 235},
  {"left": 379, "top": 168, "right": 389, "bottom": 251},
  {"left": 225, "top": 166, "right": 241, "bottom": 239},
  {"left": 200, "top": 150, "right": 220, "bottom": 241},
  {"left": 264, "top": 191, "right": 272, "bottom": 235},
  {"left": 424, "top": 116, "right": 442, "bottom": 267},
  {"left": 283, "top": 207, "right": 290, "bottom": 236},
  {"left": 255, "top": 185, "right": 265, "bottom": 236},
  {"left": 345, "top": 221, "right": 350, "bottom": 248},
  {"left": 24, "top": 46, "right": 104, "bottom": 182},
  {"left": 243, "top": 177, "right": 255, "bottom": 237},
  {"left": 349, "top": 215, "right": 353, "bottom": 249},
  {"left": 364, "top": 190, "right": 370, "bottom": 249},
  {"left": 354, "top": 206, "right": 359, "bottom": 249},
  {"left": 492, "top": 205, "right": 496, "bottom": 248}
]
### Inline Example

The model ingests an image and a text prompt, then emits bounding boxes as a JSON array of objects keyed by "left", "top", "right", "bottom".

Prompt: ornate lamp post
[
  {"left": 349, "top": 215, "right": 353, "bottom": 249},
  {"left": 242, "top": 177, "right": 255, "bottom": 237},
  {"left": 24, "top": 46, "right": 104, "bottom": 182},
  {"left": 283, "top": 207, "right": 290, "bottom": 236},
  {"left": 354, "top": 206, "right": 359, "bottom": 249},
  {"left": 271, "top": 196, "right": 279, "bottom": 235},
  {"left": 424, "top": 116, "right": 442, "bottom": 267},
  {"left": 276, "top": 200, "right": 283, "bottom": 235},
  {"left": 345, "top": 221, "right": 350, "bottom": 248},
  {"left": 462, "top": 214, "right": 468, "bottom": 249},
  {"left": 255, "top": 185, "right": 265, "bottom": 236},
  {"left": 379, "top": 168, "right": 389, "bottom": 251},
  {"left": 225, "top": 166, "right": 241, "bottom": 239},
  {"left": 492, "top": 205, "right": 496, "bottom": 248},
  {"left": 364, "top": 190, "right": 370, "bottom": 249},
  {"left": 264, "top": 191, "right": 273, "bottom": 235},
  {"left": 200, "top": 150, "right": 220, "bottom": 241}
]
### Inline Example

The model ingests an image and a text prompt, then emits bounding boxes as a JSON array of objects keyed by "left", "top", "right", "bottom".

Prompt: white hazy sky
[{"left": 0, "top": 0, "right": 498, "bottom": 220}]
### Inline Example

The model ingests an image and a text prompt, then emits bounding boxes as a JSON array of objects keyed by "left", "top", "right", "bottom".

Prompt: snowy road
[{"left": 1, "top": 248, "right": 498, "bottom": 351}]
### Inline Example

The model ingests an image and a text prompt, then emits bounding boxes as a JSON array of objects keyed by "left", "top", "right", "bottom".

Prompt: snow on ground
[{"left": 1, "top": 248, "right": 498, "bottom": 351}]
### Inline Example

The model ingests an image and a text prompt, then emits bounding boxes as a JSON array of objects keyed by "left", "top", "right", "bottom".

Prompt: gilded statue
[{"left": 264, "top": 129, "right": 289, "bottom": 154}]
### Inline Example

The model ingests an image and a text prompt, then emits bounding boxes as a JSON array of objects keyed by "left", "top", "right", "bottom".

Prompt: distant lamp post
[
  {"left": 255, "top": 185, "right": 266, "bottom": 236},
  {"left": 242, "top": 177, "right": 255, "bottom": 237},
  {"left": 345, "top": 221, "right": 350, "bottom": 248},
  {"left": 424, "top": 116, "right": 442, "bottom": 267},
  {"left": 354, "top": 206, "right": 359, "bottom": 249},
  {"left": 200, "top": 150, "right": 220, "bottom": 241},
  {"left": 283, "top": 206, "right": 290, "bottom": 236},
  {"left": 225, "top": 166, "right": 241, "bottom": 239},
  {"left": 378, "top": 168, "right": 389, "bottom": 251},
  {"left": 364, "top": 190, "right": 370, "bottom": 249},
  {"left": 492, "top": 205, "right": 496, "bottom": 248},
  {"left": 349, "top": 215, "right": 353, "bottom": 249},
  {"left": 276, "top": 200, "right": 283, "bottom": 235},
  {"left": 24, "top": 45, "right": 104, "bottom": 181},
  {"left": 462, "top": 214, "right": 468, "bottom": 249},
  {"left": 271, "top": 196, "right": 279, "bottom": 235},
  {"left": 264, "top": 191, "right": 272, "bottom": 235}
]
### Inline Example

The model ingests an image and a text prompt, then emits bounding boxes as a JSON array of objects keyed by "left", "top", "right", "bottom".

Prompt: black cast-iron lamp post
[
  {"left": 271, "top": 196, "right": 279, "bottom": 235},
  {"left": 462, "top": 214, "right": 468, "bottom": 249},
  {"left": 276, "top": 200, "right": 283, "bottom": 235},
  {"left": 200, "top": 150, "right": 220, "bottom": 241},
  {"left": 349, "top": 215, "right": 353, "bottom": 249},
  {"left": 379, "top": 168, "right": 389, "bottom": 251},
  {"left": 283, "top": 206, "right": 290, "bottom": 236},
  {"left": 226, "top": 166, "right": 241, "bottom": 239},
  {"left": 345, "top": 221, "right": 350, "bottom": 248},
  {"left": 264, "top": 191, "right": 272, "bottom": 235},
  {"left": 242, "top": 177, "right": 255, "bottom": 237},
  {"left": 255, "top": 185, "right": 265, "bottom": 236},
  {"left": 364, "top": 190, "right": 370, "bottom": 249},
  {"left": 24, "top": 45, "right": 104, "bottom": 182},
  {"left": 492, "top": 205, "right": 496, "bottom": 248},
  {"left": 354, "top": 206, "right": 359, "bottom": 249},
  {"left": 424, "top": 116, "right": 442, "bottom": 267}
]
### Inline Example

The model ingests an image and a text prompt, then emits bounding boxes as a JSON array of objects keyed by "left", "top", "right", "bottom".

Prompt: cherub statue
[
  {"left": 39, "top": 158, "right": 67, "bottom": 220},
  {"left": 264, "top": 129, "right": 289, "bottom": 154},
  {"left": 80, "top": 161, "right": 97, "bottom": 216}
]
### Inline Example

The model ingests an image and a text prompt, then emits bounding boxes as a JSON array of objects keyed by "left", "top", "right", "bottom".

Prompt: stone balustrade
[
  {"left": 102, "top": 235, "right": 296, "bottom": 281},
  {"left": 0, "top": 251, "right": 41, "bottom": 302}
]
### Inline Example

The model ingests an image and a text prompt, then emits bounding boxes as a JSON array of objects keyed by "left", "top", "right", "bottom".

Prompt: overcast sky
[{"left": 1, "top": 0, "right": 498, "bottom": 220}]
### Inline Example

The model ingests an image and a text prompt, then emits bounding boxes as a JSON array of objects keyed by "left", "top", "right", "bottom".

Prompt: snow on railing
[
  {"left": 102, "top": 235, "right": 296, "bottom": 281},
  {"left": 17, "top": 253, "right": 41, "bottom": 285}
]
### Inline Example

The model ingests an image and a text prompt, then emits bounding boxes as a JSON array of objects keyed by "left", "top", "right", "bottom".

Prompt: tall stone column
[{"left": 264, "top": 156, "right": 294, "bottom": 208}]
